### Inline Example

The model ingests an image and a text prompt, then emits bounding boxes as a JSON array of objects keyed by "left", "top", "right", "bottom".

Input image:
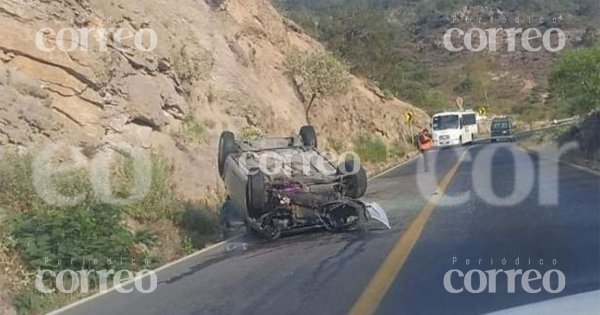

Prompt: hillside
[
  {"left": 0, "top": 0, "right": 427, "bottom": 200},
  {"left": 275, "top": 0, "right": 599, "bottom": 120}
]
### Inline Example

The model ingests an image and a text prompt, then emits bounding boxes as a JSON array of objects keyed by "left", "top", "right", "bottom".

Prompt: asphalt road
[{"left": 53, "top": 143, "right": 600, "bottom": 315}]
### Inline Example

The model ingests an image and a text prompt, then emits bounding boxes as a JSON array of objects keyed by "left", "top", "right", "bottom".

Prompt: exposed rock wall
[{"left": 0, "top": 0, "right": 429, "bottom": 200}]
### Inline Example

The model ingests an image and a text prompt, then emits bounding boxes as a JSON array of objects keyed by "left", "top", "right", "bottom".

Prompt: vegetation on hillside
[
  {"left": 285, "top": 50, "right": 351, "bottom": 122},
  {"left": 558, "top": 110, "right": 600, "bottom": 165},
  {"left": 280, "top": 2, "right": 441, "bottom": 113},
  {"left": 275, "top": 0, "right": 599, "bottom": 117},
  {"left": 549, "top": 46, "right": 600, "bottom": 115},
  {"left": 0, "top": 148, "right": 221, "bottom": 314}
]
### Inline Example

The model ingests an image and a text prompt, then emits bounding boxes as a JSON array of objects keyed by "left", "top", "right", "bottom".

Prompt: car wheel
[
  {"left": 339, "top": 161, "right": 367, "bottom": 198},
  {"left": 245, "top": 218, "right": 280, "bottom": 240},
  {"left": 261, "top": 223, "right": 281, "bottom": 240},
  {"left": 459, "top": 136, "right": 463, "bottom": 146},
  {"left": 246, "top": 168, "right": 267, "bottom": 218},
  {"left": 218, "top": 131, "right": 236, "bottom": 178},
  {"left": 491, "top": 138, "right": 497, "bottom": 143},
  {"left": 300, "top": 125, "right": 317, "bottom": 148}
]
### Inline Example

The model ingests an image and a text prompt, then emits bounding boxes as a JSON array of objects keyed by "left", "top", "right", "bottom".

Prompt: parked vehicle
[
  {"left": 491, "top": 116, "right": 515, "bottom": 142},
  {"left": 218, "top": 125, "right": 390, "bottom": 239},
  {"left": 431, "top": 110, "right": 478, "bottom": 147}
]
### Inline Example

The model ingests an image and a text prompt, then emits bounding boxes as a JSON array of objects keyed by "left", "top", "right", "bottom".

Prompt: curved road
[{"left": 53, "top": 143, "right": 600, "bottom": 315}]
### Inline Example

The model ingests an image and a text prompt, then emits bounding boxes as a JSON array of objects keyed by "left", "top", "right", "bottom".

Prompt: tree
[
  {"left": 549, "top": 47, "right": 600, "bottom": 115},
  {"left": 285, "top": 50, "right": 350, "bottom": 123}
]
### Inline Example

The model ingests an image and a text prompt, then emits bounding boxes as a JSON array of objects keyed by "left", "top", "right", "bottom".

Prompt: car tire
[
  {"left": 218, "top": 131, "right": 236, "bottom": 178},
  {"left": 246, "top": 168, "right": 267, "bottom": 218},
  {"left": 300, "top": 125, "right": 317, "bottom": 148},
  {"left": 491, "top": 138, "right": 497, "bottom": 143},
  {"left": 245, "top": 219, "right": 281, "bottom": 240},
  {"left": 459, "top": 136, "right": 463, "bottom": 146},
  {"left": 339, "top": 161, "right": 367, "bottom": 198}
]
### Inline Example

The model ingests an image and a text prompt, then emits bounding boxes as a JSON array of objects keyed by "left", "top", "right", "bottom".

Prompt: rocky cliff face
[{"left": 0, "top": 0, "right": 428, "bottom": 200}]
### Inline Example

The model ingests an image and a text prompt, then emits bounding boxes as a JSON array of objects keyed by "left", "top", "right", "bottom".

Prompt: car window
[
  {"left": 492, "top": 121, "right": 509, "bottom": 129},
  {"left": 433, "top": 115, "right": 459, "bottom": 130},
  {"left": 462, "top": 114, "right": 476, "bottom": 125}
]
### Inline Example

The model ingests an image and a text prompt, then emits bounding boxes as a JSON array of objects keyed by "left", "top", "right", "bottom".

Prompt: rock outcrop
[{"left": 0, "top": 0, "right": 428, "bottom": 200}]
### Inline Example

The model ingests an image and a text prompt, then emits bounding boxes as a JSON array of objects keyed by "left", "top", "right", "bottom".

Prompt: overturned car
[{"left": 218, "top": 125, "right": 390, "bottom": 239}]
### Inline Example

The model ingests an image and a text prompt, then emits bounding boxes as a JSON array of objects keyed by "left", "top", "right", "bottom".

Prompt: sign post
[
  {"left": 405, "top": 111, "right": 414, "bottom": 144},
  {"left": 456, "top": 97, "right": 464, "bottom": 110}
]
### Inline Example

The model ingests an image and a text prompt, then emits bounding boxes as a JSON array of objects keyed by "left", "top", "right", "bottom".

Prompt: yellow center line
[{"left": 350, "top": 150, "right": 468, "bottom": 315}]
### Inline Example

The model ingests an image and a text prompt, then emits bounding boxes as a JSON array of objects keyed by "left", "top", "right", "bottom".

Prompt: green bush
[
  {"left": 354, "top": 137, "right": 388, "bottom": 163},
  {"left": 123, "top": 157, "right": 182, "bottom": 222},
  {"left": 0, "top": 147, "right": 221, "bottom": 314},
  {"left": 389, "top": 141, "right": 411, "bottom": 159},
  {"left": 285, "top": 50, "right": 350, "bottom": 101},
  {"left": 285, "top": 50, "right": 350, "bottom": 121},
  {"left": 7, "top": 203, "right": 142, "bottom": 274},
  {"left": 171, "top": 45, "right": 211, "bottom": 98},
  {"left": 549, "top": 46, "right": 600, "bottom": 115},
  {"left": 5, "top": 201, "right": 161, "bottom": 315},
  {"left": 0, "top": 153, "right": 53, "bottom": 214},
  {"left": 240, "top": 126, "right": 263, "bottom": 141},
  {"left": 0, "top": 151, "right": 173, "bottom": 269},
  {"left": 12, "top": 290, "right": 54, "bottom": 315},
  {"left": 180, "top": 115, "right": 207, "bottom": 145},
  {"left": 175, "top": 202, "right": 221, "bottom": 250}
]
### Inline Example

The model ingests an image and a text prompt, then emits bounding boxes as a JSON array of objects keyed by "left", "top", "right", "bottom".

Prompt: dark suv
[{"left": 491, "top": 117, "right": 515, "bottom": 142}]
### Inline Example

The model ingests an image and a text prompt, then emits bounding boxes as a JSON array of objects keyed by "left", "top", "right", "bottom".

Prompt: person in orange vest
[{"left": 418, "top": 128, "right": 433, "bottom": 172}]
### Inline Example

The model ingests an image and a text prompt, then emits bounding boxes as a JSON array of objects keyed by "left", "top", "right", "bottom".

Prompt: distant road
[{"left": 52, "top": 143, "right": 599, "bottom": 315}]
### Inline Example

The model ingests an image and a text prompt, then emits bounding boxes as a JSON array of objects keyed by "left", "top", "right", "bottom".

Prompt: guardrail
[
  {"left": 472, "top": 116, "right": 580, "bottom": 144},
  {"left": 514, "top": 116, "right": 580, "bottom": 140},
  {"left": 550, "top": 116, "right": 580, "bottom": 126}
]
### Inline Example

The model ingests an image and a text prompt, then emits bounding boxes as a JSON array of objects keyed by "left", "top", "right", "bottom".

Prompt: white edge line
[
  {"left": 517, "top": 146, "right": 600, "bottom": 177},
  {"left": 47, "top": 153, "right": 421, "bottom": 314},
  {"left": 368, "top": 152, "right": 420, "bottom": 182},
  {"left": 46, "top": 234, "right": 244, "bottom": 315}
]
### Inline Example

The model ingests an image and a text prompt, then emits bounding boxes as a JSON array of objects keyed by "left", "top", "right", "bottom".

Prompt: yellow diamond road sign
[
  {"left": 405, "top": 111, "right": 413, "bottom": 123},
  {"left": 478, "top": 107, "right": 487, "bottom": 116}
]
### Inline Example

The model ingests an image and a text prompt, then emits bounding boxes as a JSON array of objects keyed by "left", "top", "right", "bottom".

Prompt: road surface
[{"left": 53, "top": 143, "right": 600, "bottom": 315}]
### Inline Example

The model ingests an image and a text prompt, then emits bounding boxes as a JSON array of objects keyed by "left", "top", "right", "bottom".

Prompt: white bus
[{"left": 431, "top": 110, "right": 478, "bottom": 147}]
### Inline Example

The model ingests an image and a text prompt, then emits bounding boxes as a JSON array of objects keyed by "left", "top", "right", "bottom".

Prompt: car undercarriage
[{"left": 219, "top": 126, "right": 390, "bottom": 239}]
